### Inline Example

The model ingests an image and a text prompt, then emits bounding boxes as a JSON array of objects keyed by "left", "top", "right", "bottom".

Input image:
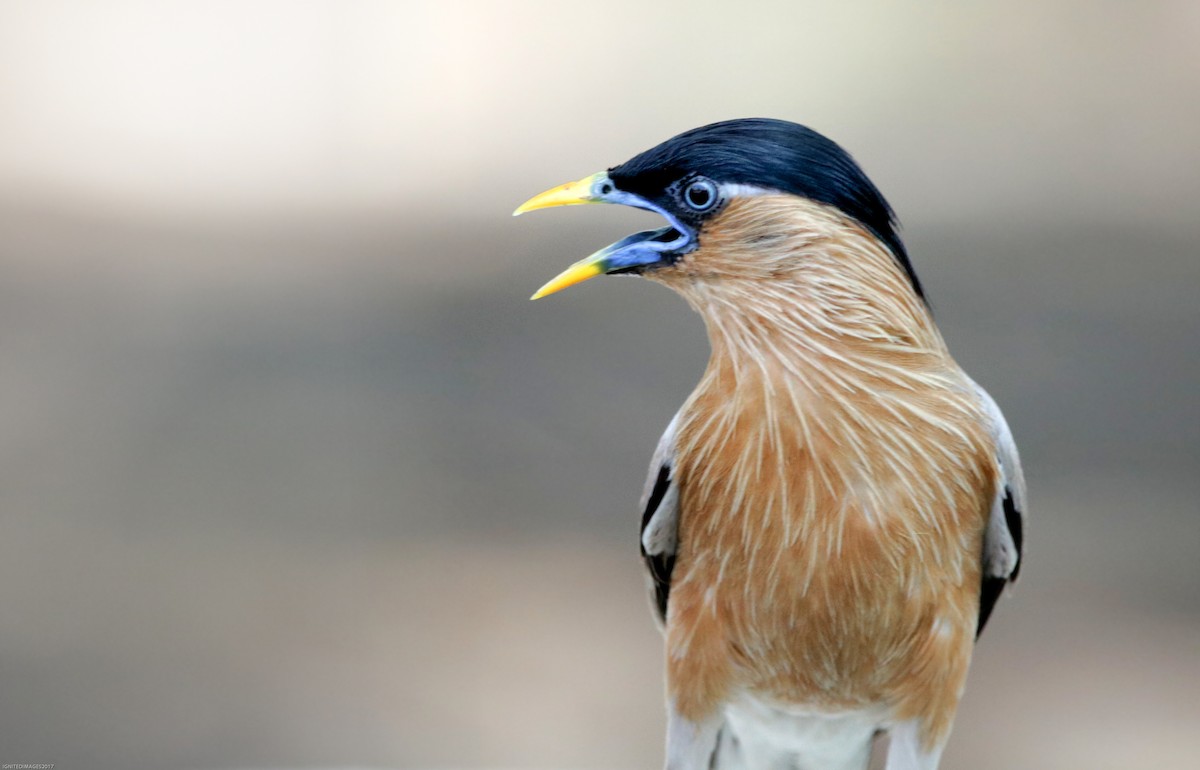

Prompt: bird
[{"left": 514, "top": 118, "right": 1025, "bottom": 770}]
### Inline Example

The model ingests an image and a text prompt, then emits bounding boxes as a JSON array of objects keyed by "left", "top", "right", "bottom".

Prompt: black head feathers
[{"left": 608, "top": 118, "right": 923, "bottom": 301}]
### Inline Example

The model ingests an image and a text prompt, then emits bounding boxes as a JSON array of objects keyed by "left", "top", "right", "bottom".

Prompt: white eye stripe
[{"left": 719, "top": 183, "right": 776, "bottom": 198}]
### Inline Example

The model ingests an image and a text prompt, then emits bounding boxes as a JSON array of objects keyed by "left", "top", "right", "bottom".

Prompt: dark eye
[{"left": 682, "top": 178, "right": 718, "bottom": 212}]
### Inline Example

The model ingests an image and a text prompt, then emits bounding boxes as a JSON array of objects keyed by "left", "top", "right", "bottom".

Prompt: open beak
[{"left": 514, "top": 172, "right": 693, "bottom": 299}]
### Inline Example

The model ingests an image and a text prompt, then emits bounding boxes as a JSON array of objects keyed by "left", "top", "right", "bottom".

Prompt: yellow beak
[
  {"left": 529, "top": 259, "right": 606, "bottom": 300},
  {"left": 516, "top": 171, "right": 610, "bottom": 299},
  {"left": 512, "top": 172, "right": 607, "bottom": 217},
  {"left": 517, "top": 171, "right": 684, "bottom": 300}
]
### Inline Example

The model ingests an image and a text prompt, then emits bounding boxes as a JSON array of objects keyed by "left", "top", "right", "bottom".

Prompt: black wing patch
[
  {"left": 977, "top": 486, "right": 1023, "bottom": 637},
  {"left": 641, "top": 464, "right": 676, "bottom": 621},
  {"left": 976, "top": 576, "right": 1007, "bottom": 637}
]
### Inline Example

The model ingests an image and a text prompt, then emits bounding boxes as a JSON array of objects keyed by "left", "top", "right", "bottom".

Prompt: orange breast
[{"left": 663, "top": 355, "right": 996, "bottom": 748}]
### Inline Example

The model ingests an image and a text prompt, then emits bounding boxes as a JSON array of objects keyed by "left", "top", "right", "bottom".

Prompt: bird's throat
[{"left": 651, "top": 196, "right": 940, "bottom": 360}]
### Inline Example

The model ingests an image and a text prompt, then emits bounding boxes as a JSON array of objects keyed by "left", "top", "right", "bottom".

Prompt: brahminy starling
[{"left": 515, "top": 118, "right": 1026, "bottom": 770}]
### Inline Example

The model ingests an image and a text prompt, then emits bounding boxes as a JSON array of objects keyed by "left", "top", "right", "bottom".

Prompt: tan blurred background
[{"left": 0, "top": 1, "right": 1197, "bottom": 768}]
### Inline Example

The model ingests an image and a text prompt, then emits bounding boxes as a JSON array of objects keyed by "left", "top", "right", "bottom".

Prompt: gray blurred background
[{"left": 0, "top": 2, "right": 1197, "bottom": 768}]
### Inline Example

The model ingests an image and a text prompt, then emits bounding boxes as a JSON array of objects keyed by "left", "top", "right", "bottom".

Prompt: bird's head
[{"left": 515, "top": 118, "right": 925, "bottom": 312}]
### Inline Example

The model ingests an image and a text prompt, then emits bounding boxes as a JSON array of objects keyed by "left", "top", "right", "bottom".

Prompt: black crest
[{"left": 608, "top": 118, "right": 924, "bottom": 301}]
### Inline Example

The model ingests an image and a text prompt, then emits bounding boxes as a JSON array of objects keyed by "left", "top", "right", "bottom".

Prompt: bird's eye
[{"left": 682, "top": 178, "right": 718, "bottom": 212}]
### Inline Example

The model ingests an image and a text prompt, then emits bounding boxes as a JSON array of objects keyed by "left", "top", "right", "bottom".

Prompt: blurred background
[{"left": 0, "top": 2, "right": 1196, "bottom": 768}]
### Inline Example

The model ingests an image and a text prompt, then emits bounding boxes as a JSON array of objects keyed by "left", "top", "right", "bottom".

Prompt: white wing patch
[
  {"left": 972, "top": 380, "right": 1027, "bottom": 634},
  {"left": 640, "top": 413, "right": 682, "bottom": 623},
  {"left": 642, "top": 482, "right": 680, "bottom": 556}
]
